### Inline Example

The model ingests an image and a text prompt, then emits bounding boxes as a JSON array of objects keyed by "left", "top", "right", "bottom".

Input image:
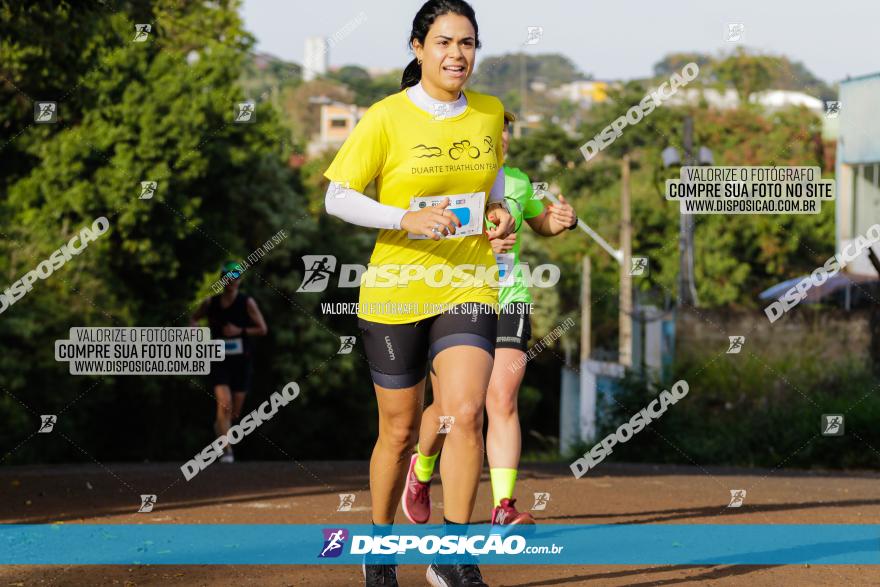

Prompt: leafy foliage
[
  {"left": 653, "top": 48, "right": 835, "bottom": 102},
  {"left": 572, "top": 355, "right": 877, "bottom": 470},
  {"left": 327, "top": 65, "right": 401, "bottom": 107},
  {"left": 0, "top": 0, "right": 378, "bottom": 463},
  {"left": 470, "top": 53, "right": 587, "bottom": 98},
  {"left": 506, "top": 76, "right": 834, "bottom": 355},
  {"left": 0, "top": 9, "right": 842, "bottom": 465}
]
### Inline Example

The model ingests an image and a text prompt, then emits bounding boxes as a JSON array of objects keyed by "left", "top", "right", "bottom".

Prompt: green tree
[
  {"left": 504, "top": 78, "right": 833, "bottom": 359},
  {"left": 714, "top": 47, "right": 779, "bottom": 103},
  {"left": 0, "top": 0, "right": 378, "bottom": 463},
  {"left": 470, "top": 53, "right": 586, "bottom": 100},
  {"left": 653, "top": 52, "right": 713, "bottom": 78},
  {"left": 327, "top": 65, "right": 401, "bottom": 106},
  {"left": 284, "top": 79, "right": 353, "bottom": 139}
]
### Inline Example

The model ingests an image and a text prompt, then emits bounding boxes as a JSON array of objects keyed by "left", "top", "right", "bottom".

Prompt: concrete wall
[{"left": 676, "top": 306, "right": 870, "bottom": 363}]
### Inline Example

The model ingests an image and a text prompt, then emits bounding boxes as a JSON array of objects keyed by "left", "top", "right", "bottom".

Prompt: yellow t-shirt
[{"left": 324, "top": 88, "right": 505, "bottom": 325}]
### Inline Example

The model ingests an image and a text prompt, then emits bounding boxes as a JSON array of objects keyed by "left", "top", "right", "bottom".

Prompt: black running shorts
[
  {"left": 209, "top": 356, "right": 253, "bottom": 394},
  {"left": 495, "top": 302, "right": 532, "bottom": 352},
  {"left": 358, "top": 302, "right": 497, "bottom": 389}
]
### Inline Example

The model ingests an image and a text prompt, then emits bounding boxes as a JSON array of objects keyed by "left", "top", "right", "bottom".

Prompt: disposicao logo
[{"left": 319, "top": 528, "right": 349, "bottom": 558}]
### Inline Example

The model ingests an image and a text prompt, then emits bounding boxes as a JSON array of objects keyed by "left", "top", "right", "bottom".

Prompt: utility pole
[
  {"left": 680, "top": 116, "right": 699, "bottom": 306},
  {"left": 520, "top": 52, "right": 527, "bottom": 129},
  {"left": 581, "top": 256, "right": 591, "bottom": 364},
  {"left": 619, "top": 155, "right": 633, "bottom": 367}
]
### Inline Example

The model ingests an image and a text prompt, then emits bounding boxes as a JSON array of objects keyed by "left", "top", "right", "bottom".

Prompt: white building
[
  {"left": 303, "top": 37, "right": 328, "bottom": 82},
  {"left": 307, "top": 102, "right": 368, "bottom": 156},
  {"left": 663, "top": 88, "right": 823, "bottom": 113},
  {"left": 548, "top": 80, "right": 610, "bottom": 107},
  {"left": 662, "top": 87, "right": 740, "bottom": 109},
  {"left": 749, "top": 90, "right": 824, "bottom": 113},
  {"left": 836, "top": 72, "right": 880, "bottom": 275}
]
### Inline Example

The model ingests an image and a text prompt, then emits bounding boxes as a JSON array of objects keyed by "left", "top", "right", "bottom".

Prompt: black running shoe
[
  {"left": 426, "top": 563, "right": 488, "bottom": 586},
  {"left": 363, "top": 563, "right": 399, "bottom": 586}
]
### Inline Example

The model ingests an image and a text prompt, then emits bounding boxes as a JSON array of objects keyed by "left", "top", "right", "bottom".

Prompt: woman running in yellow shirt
[{"left": 324, "top": 2, "right": 513, "bottom": 585}]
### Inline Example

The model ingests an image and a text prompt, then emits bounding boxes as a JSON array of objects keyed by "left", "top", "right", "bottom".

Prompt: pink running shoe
[
  {"left": 401, "top": 454, "right": 432, "bottom": 524},
  {"left": 490, "top": 498, "right": 535, "bottom": 526}
]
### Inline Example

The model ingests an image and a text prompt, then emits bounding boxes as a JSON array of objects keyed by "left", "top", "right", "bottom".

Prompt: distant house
[
  {"left": 663, "top": 87, "right": 835, "bottom": 140},
  {"left": 749, "top": 90, "right": 824, "bottom": 113},
  {"left": 307, "top": 102, "right": 367, "bottom": 156},
  {"left": 836, "top": 72, "right": 880, "bottom": 276},
  {"left": 663, "top": 88, "right": 823, "bottom": 114},
  {"left": 549, "top": 80, "right": 609, "bottom": 107},
  {"left": 663, "top": 87, "right": 739, "bottom": 110}
]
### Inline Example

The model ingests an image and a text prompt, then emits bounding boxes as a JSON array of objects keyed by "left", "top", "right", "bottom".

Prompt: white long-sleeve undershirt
[{"left": 325, "top": 83, "right": 505, "bottom": 230}]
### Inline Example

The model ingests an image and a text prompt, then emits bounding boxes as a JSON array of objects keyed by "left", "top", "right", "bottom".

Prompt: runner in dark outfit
[{"left": 191, "top": 261, "right": 268, "bottom": 463}]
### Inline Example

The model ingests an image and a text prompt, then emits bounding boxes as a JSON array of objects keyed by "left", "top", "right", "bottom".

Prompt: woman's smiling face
[{"left": 412, "top": 13, "right": 476, "bottom": 99}]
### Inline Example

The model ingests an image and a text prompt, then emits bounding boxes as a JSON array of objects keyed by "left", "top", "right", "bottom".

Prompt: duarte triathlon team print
[{"left": 410, "top": 135, "right": 499, "bottom": 175}]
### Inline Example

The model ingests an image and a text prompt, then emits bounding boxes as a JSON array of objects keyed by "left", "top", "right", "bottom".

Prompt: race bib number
[
  {"left": 495, "top": 253, "right": 515, "bottom": 287},
  {"left": 407, "top": 192, "right": 485, "bottom": 240},
  {"left": 224, "top": 337, "right": 244, "bottom": 356}
]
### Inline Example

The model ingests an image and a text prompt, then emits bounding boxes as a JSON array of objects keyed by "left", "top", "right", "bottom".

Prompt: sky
[{"left": 241, "top": 0, "right": 877, "bottom": 85}]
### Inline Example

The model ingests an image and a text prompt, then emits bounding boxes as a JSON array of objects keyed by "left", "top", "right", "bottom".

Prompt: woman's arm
[
  {"left": 244, "top": 297, "right": 268, "bottom": 337},
  {"left": 325, "top": 184, "right": 461, "bottom": 240},
  {"left": 486, "top": 169, "right": 515, "bottom": 238},
  {"left": 526, "top": 194, "right": 577, "bottom": 236},
  {"left": 189, "top": 299, "right": 208, "bottom": 327},
  {"left": 324, "top": 183, "right": 407, "bottom": 230}
]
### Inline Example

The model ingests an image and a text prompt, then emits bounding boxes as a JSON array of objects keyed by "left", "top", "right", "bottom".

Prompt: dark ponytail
[
  {"left": 401, "top": 58, "right": 422, "bottom": 90},
  {"left": 400, "top": 0, "right": 481, "bottom": 90}
]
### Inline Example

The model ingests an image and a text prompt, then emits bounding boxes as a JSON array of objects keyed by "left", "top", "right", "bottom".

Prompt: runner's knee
[
  {"left": 444, "top": 399, "right": 484, "bottom": 431},
  {"left": 486, "top": 383, "right": 517, "bottom": 419},
  {"left": 379, "top": 418, "right": 417, "bottom": 454}
]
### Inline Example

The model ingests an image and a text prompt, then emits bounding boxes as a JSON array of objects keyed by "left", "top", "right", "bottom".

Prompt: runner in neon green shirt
[
  {"left": 485, "top": 111, "right": 578, "bottom": 525},
  {"left": 414, "top": 111, "right": 580, "bottom": 527}
]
